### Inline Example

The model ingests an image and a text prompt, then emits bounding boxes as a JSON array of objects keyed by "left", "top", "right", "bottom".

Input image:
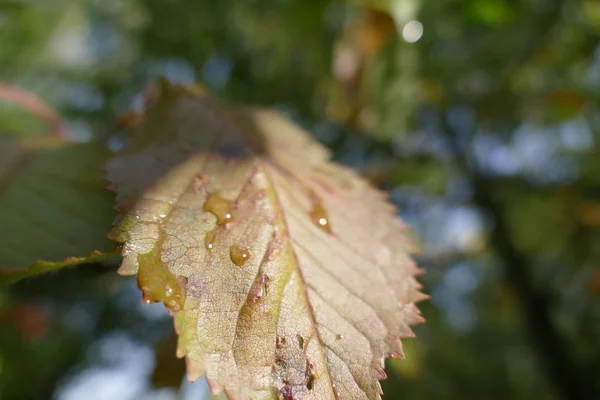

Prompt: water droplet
[
  {"left": 205, "top": 229, "right": 217, "bottom": 250},
  {"left": 230, "top": 245, "right": 250, "bottom": 266},
  {"left": 203, "top": 192, "right": 233, "bottom": 225},
  {"left": 336, "top": 334, "right": 344, "bottom": 340},
  {"left": 136, "top": 239, "right": 187, "bottom": 313},
  {"left": 143, "top": 298, "right": 151, "bottom": 305},
  {"left": 309, "top": 201, "right": 332, "bottom": 233}
]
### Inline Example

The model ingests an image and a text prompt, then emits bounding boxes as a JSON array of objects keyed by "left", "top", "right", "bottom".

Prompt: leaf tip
[{"left": 185, "top": 357, "right": 205, "bottom": 382}]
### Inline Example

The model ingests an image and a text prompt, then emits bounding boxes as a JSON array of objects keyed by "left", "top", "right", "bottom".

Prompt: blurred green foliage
[{"left": 1, "top": 0, "right": 599, "bottom": 399}]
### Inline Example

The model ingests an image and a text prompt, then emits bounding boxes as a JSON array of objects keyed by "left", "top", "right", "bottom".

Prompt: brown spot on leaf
[
  {"left": 276, "top": 336, "right": 287, "bottom": 349},
  {"left": 305, "top": 360, "right": 315, "bottom": 390},
  {"left": 251, "top": 273, "right": 270, "bottom": 303},
  {"left": 193, "top": 173, "right": 208, "bottom": 193},
  {"left": 279, "top": 381, "right": 295, "bottom": 400},
  {"left": 305, "top": 360, "right": 316, "bottom": 390}
]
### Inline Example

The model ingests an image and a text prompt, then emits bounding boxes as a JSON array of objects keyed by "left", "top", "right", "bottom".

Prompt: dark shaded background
[{"left": 1, "top": 0, "right": 599, "bottom": 399}]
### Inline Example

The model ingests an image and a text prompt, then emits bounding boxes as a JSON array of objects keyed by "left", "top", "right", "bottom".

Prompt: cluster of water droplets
[{"left": 201, "top": 191, "right": 251, "bottom": 267}]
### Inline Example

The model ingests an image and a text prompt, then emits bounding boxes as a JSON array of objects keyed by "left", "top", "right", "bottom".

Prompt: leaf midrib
[{"left": 261, "top": 161, "right": 340, "bottom": 400}]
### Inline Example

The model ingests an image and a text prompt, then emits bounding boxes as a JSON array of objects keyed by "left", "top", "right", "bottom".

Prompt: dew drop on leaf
[
  {"left": 205, "top": 229, "right": 217, "bottom": 250},
  {"left": 203, "top": 192, "right": 233, "bottom": 225},
  {"left": 309, "top": 200, "right": 332, "bottom": 233},
  {"left": 136, "top": 239, "right": 186, "bottom": 313},
  {"left": 230, "top": 245, "right": 250, "bottom": 266}
]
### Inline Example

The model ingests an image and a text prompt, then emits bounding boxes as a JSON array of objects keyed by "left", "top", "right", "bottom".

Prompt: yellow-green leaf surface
[
  {"left": 0, "top": 136, "right": 116, "bottom": 274},
  {"left": 107, "top": 82, "right": 426, "bottom": 400}
]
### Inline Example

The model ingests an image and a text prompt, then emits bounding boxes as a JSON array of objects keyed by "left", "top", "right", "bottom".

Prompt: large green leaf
[
  {"left": 0, "top": 135, "right": 117, "bottom": 278},
  {"left": 108, "top": 82, "right": 426, "bottom": 400}
]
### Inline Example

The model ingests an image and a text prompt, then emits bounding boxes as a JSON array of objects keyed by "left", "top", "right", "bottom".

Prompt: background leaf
[{"left": 0, "top": 135, "right": 116, "bottom": 268}]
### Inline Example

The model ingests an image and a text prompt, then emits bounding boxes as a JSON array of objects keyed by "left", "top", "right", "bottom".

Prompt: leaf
[
  {"left": 0, "top": 135, "right": 117, "bottom": 276},
  {"left": 0, "top": 250, "right": 120, "bottom": 285},
  {"left": 107, "top": 81, "right": 426, "bottom": 400},
  {"left": 0, "top": 83, "right": 64, "bottom": 135}
]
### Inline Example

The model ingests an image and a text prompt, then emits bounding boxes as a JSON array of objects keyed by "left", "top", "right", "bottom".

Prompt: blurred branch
[
  {"left": 439, "top": 114, "right": 598, "bottom": 400},
  {"left": 430, "top": 1, "right": 600, "bottom": 396}
]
